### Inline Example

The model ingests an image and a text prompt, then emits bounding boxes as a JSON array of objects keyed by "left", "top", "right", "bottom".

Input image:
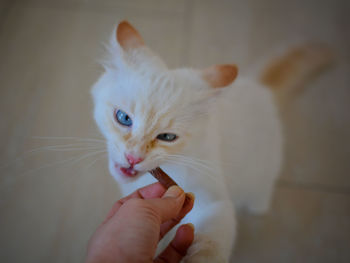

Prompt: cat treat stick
[{"left": 149, "top": 167, "right": 178, "bottom": 189}]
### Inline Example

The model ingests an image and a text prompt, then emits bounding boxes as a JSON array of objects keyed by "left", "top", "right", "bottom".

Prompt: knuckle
[
  {"left": 126, "top": 199, "right": 161, "bottom": 223},
  {"left": 126, "top": 198, "right": 144, "bottom": 208}
]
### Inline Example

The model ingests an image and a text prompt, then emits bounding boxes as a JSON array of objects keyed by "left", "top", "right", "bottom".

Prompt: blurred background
[{"left": 0, "top": 0, "right": 349, "bottom": 262}]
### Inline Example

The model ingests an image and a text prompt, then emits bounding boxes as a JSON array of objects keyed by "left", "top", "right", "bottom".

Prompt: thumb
[{"left": 146, "top": 186, "right": 186, "bottom": 223}]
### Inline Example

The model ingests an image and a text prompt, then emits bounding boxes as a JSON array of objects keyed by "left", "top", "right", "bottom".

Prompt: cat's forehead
[
  {"left": 123, "top": 68, "right": 193, "bottom": 113},
  {"left": 105, "top": 65, "right": 205, "bottom": 132},
  {"left": 133, "top": 73, "right": 185, "bottom": 120}
]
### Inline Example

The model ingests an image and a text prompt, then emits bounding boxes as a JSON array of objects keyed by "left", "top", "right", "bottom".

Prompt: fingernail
[
  {"left": 186, "top": 192, "right": 195, "bottom": 202},
  {"left": 164, "top": 185, "right": 184, "bottom": 198},
  {"left": 186, "top": 223, "right": 195, "bottom": 231},
  {"left": 184, "top": 192, "right": 195, "bottom": 207}
]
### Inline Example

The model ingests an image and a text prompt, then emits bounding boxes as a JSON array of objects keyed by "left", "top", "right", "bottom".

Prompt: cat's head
[{"left": 92, "top": 21, "right": 238, "bottom": 182}]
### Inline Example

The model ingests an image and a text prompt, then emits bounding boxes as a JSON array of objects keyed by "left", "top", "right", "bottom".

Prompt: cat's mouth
[{"left": 114, "top": 163, "right": 139, "bottom": 177}]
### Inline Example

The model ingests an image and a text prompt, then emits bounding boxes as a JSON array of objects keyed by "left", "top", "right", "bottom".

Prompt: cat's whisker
[
  {"left": 148, "top": 155, "right": 163, "bottom": 165},
  {"left": 164, "top": 154, "right": 210, "bottom": 169},
  {"left": 58, "top": 152, "right": 107, "bottom": 185},
  {"left": 0, "top": 143, "right": 106, "bottom": 170},
  {"left": 39, "top": 147, "right": 106, "bottom": 152},
  {"left": 85, "top": 153, "right": 108, "bottom": 170},
  {"left": 167, "top": 154, "right": 214, "bottom": 166},
  {"left": 166, "top": 154, "right": 238, "bottom": 178},
  {"left": 63, "top": 153, "right": 106, "bottom": 186},
  {"left": 69, "top": 150, "right": 107, "bottom": 166},
  {"left": 162, "top": 157, "right": 217, "bottom": 183},
  {"left": 172, "top": 158, "right": 218, "bottom": 181},
  {"left": 0, "top": 149, "right": 107, "bottom": 187},
  {"left": 163, "top": 154, "right": 234, "bottom": 179},
  {"left": 174, "top": 157, "right": 214, "bottom": 173},
  {"left": 4, "top": 155, "right": 80, "bottom": 183},
  {"left": 163, "top": 154, "right": 215, "bottom": 176},
  {"left": 165, "top": 154, "right": 217, "bottom": 173},
  {"left": 31, "top": 136, "right": 105, "bottom": 143},
  {"left": 167, "top": 153, "right": 235, "bottom": 169},
  {"left": 193, "top": 158, "right": 238, "bottom": 172},
  {"left": 27, "top": 144, "right": 105, "bottom": 153}
]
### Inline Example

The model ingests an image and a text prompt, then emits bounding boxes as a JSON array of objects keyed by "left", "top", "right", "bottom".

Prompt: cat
[{"left": 91, "top": 21, "right": 332, "bottom": 262}]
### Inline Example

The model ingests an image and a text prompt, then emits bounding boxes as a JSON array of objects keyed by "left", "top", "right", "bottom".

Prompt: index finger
[{"left": 103, "top": 182, "right": 167, "bottom": 223}]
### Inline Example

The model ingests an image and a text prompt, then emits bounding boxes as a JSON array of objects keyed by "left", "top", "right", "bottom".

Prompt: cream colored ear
[
  {"left": 201, "top": 64, "right": 238, "bottom": 88},
  {"left": 116, "top": 20, "right": 144, "bottom": 50}
]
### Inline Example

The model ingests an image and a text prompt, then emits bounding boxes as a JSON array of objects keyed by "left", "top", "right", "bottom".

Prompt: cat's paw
[
  {"left": 183, "top": 252, "right": 226, "bottom": 263},
  {"left": 245, "top": 199, "right": 270, "bottom": 215},
  {"left": 244, "top": 186, "right": 273, "bottom": 215},
  {"left": 183, "top": 234, "right": 227, "bottom": 263}
]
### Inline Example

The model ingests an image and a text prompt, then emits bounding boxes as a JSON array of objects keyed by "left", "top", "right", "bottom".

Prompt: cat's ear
[
  {"left": 201, "top": 64, "right": 238, "bottom": 88},
  {"left": 116, "top": 20, "right": 144, "bottom": 50}
]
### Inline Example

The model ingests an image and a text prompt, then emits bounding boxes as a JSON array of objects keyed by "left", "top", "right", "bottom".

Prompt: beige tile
[
  {"left": 0, "top": 3, "right": 186, "bottom": 262},
  {"left": 279, "top": 62, "right": 350, "bottom": 188},
  {"left": 15, "top": 0, "right": 187, "bottom": 15},
  {"left": 0, "top": 156, "right": 118, "bottom": 262},
  {"left": 1, "top": 0, "right": 350, "bottom": 262},
  {"left": 90, "top": 0, "right": 187, "bottom": 14},
  {"left": 189, "top": 0, "right": 350, "bottom": 68},
  {"left": 0, "top": 2, "right": 186, "bottom": 158},
  {"left": 232, "top": 186, "right": 350, "bottom": 263},
  {"left": 0, "top": 0, "right": 9, "bottom": 18},
  {"left": 189, "top": 0, "right": 257, "bottom": 69},
  {"left": 10, "top": 1, "right": 188, "bottom": 64},
  {"left": 190, "top": 0, "right": 350, "bottom": 188}
]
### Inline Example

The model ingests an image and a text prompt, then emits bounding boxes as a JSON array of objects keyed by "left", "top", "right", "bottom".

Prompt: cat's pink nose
[{"left": 126, "top": 154, "right": 143, "bottom": 165}]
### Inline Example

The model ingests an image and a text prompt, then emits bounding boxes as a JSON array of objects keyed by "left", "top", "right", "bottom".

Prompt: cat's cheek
[
  {"left": 134, "top": 157, "right": 161, "bottom": 171},
  {"left": 108, "top": 159, "right": 121, "bottom": 182},
  {"left": 107, "top": 141, "right": 128, "bottom": 164}
]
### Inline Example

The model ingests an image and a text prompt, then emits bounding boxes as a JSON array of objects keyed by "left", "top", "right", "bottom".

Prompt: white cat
[{"left": 91, "top": 21, "right": 332, "bottom": 262}]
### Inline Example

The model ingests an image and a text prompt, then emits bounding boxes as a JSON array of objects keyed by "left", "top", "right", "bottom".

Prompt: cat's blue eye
[
  {"left": 156, "top": 133, "right": 177, "bottom": 142},
  {"left": 115, "top": 109, "right": 132, "bottom": 127}
]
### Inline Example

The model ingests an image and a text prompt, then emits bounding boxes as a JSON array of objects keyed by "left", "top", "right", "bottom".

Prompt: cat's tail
[{"left": 258, "top": 43, "right": 334, "bottom": 101}]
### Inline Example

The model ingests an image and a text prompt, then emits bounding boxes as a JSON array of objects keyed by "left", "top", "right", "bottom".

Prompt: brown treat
[{"left": 149, "top": 167, "right": 178, "bottom": 189}]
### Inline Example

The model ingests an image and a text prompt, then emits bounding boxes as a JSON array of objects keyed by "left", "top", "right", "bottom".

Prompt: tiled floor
[{"left": 0, "top": 0, "right": 349, "bottom": 262}]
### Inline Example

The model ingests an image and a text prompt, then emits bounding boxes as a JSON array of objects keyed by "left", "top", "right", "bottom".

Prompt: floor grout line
[
  {"left": 0, "top": 0, "right": 14, "bottom": 36},
  {"left": 13, "top": 0, "right": 186, "bottom": 19},
  {"left": 181, "top": 0, "right": 195, "bottom": 66},
  {"left": 277, "top": 178, "right": 350, "bottom": 195}
]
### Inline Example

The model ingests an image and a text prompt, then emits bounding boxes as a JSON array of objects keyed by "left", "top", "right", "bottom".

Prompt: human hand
[{"left": 85, "top": 183, "right": 195, "bottom": 263}]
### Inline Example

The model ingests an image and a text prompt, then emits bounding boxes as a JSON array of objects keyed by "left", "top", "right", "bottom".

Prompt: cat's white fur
[{"left": 91, "top": 26, "right": 282, "bottom": 262}]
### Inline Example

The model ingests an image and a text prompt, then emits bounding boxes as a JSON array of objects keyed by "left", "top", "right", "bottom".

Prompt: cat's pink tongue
[{"left": 120, "top": 166, "right": 138, "bottom": 177}]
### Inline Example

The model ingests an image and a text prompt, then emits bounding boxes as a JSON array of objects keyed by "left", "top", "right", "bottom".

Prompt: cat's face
[{"left": 92, "top": 21, "right": 237, "bottom": 182}]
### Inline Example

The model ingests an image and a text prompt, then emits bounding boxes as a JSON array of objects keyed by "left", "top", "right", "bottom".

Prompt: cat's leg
[
  {"left": 231, "top": 173, "right": 277, "bottom": 215},
  {"left": 243, "top": 179, "right": 275, "bottom": 214},
  {"left": 182, "top": 200, "right": 236, "bottom": 263},
  {"left": 230, "top": 159, "right": 280, "bottom": 215}
]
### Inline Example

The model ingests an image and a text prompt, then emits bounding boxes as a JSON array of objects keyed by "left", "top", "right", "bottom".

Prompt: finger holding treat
[{"left": 149, "top": 167, "right": 178, "bottom": 189}]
